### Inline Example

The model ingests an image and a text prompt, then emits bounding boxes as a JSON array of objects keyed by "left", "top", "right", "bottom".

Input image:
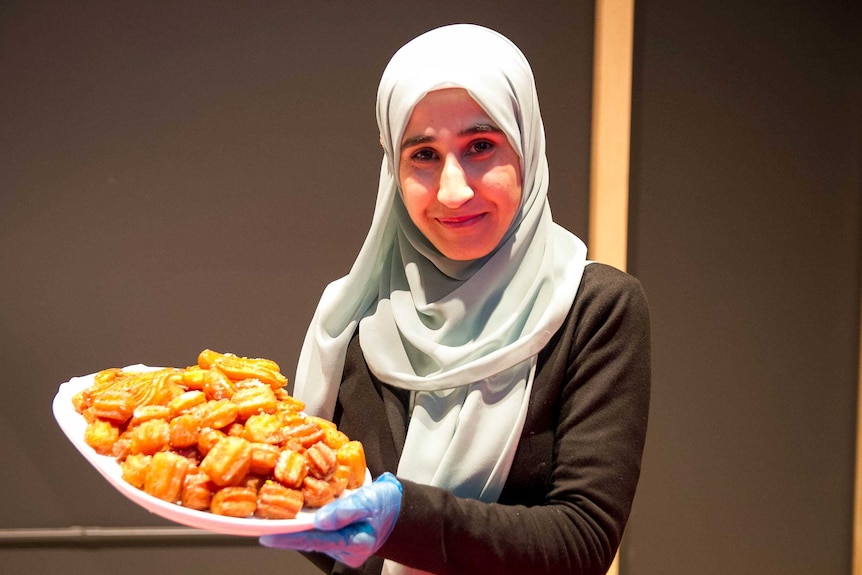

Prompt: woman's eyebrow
[
  {"left": 459, "top": 123, "right": 503, "bottom": 137},
  {"left": 400, "top": 124, "right": 503, "bottom": 150},
  {"left": 401, "top": 134, "right": 434, "bottom": 149}
]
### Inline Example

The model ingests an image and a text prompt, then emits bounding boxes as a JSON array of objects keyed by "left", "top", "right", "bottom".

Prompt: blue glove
[{"left": 260, "top": 472, "right": 403, "bottom": 568}]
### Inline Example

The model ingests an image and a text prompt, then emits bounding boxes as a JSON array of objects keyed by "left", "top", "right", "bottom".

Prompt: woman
[{"left": 261, "top": 24, "right": 651, "bottom": 575}]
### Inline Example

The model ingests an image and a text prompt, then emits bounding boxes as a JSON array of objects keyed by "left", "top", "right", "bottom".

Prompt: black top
[{"left": 307, "top": 263, "right": 651, "bottom": 575}]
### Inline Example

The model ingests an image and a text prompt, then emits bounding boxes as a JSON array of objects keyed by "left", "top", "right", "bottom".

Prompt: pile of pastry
[{"left": 72, "top": 349, "right": 365, "bottom": 519}]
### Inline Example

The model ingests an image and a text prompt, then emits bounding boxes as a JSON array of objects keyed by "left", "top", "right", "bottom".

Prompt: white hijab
[{"left": 294, "top": 22, "right": 587, "bottom": 555}]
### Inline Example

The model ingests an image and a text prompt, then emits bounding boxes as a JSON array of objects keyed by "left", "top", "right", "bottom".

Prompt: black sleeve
[{"left": 377, "top": 264, "right": 651, "bottom": 575}]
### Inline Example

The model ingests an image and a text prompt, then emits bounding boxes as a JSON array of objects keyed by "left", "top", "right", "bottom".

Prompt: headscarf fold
[{"left": 293, "top": 24, "right": 587, "bottom": 573}]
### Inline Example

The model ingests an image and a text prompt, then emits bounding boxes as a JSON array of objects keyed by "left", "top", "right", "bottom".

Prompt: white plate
[{"left": 52, "top": 365, "right": 370, "bottom": 537}]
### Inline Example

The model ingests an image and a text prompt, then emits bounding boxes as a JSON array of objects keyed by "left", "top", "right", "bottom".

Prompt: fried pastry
[
  {"left": 249, "top": 442, "right": 282, "bottom": 476},
  {"left": 336, "top": 440, "right": 367, "bottom": 490},
  {"left": 328, "top": 464, "right": 351, "bottom": 498},
  {"left": 274, "top": 449, "right": 308, "bottom": 489},
  {"left": 301, "top": 476, "right": 335, "bottom": 508},
  {"left": 210, "top": 486, "right": 257, "bottom": 517},
  {"left": 194, "top": 398, "right": 239, "bottom": 430},
  {"left": 129, "top": 405, "right": 172, "bottom": 427},
  {"left": 196, "top": 427, "right": 226, "bottom": 456},
  {"left": 144, "top": 451, "right": 190, "bottom": 502},
  {"left": 282, "top": 420, "right": 325, "bottom": 449},
  {"left": 129, "top": 418, "right": 171, "bottom": 455},
  {"left": 202, "top": 368, "right": 237, "bottom": 401},
  {"left": 89, "top": 388, "right": 137, "bottom": 423},
  {"left": 169, "top": 413, "right": 200, "bottom": 449},
  {"left": 181, "top": 471, "right": 214, "bottom": 511},
  {"left": 256, "top": 482, "right": 304, "bottom": 519},
  {"left": 84, "top": 419, "right": 120, "bottom": 456},
  {"left": 242, "top": 413, "right": 286, "bottom": 444},
  {"left": 121, "top": 453, "right": 152, "bottom": 489},
  {"left": 168, "top": 390, "right": 206, "bottom": 416},
  {"left": 199, "top": 436, "right": 253, "bottom": 487},
  {"left": 232, "top": 385, "right": 278, "bottom": 420},
  {"left": 305, "top": 441, "right": 337, "bottom": 480}
]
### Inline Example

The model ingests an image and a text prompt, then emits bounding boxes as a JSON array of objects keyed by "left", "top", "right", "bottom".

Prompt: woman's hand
[{"left": 259, "top": 472, "right": 403, "bottom": 567}]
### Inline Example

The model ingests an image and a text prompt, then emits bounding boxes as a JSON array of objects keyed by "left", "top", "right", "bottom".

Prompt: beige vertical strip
[
  {"left": 590, "top": 1, "right": 635, "bottom": 574},
  {"left": 589, "top": 0, "right": 635, "bottom": 273},
  {"left": 855, "top": 293, "right": 862, "bottom": 575}
]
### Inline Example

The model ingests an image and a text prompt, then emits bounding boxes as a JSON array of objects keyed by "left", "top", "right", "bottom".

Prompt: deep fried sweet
[
  {"left": 194, "top": 399, "right": 239, "bottom": 430},
  {"left": 328, "top": 464, "right": 351, "bottom": 498},
  {"left": 131, "top": 369, "right": 185, "bottom": 408},
  {"left": 197, "top": 427, "right": 226, "bottom": 456},
  {"left": 84, "top": 419, "right": 120, "bottom": 456},
  {"left": 121, "top": 453, "right": 152, "bottom": 489},
  {"left": 307, "top": 416, "right": 350, "bottom": 450},
  {"left": 129, "top": 418, "right": 171, "bottom": 455},
  {"left": 241, "top": 475, "right": 264, "bottom": 492},
  {"left": 169, "top": 413, "right": 200, "bottom": 449},
  {"left": 94, "top": 367, "right": 125, "bottom": 387},
  {"left": 225, "top": 422, "right": 245, "bottom": 437},
  {"left": 273, "top": 449, "right": 308, "bottom": 489},
  {"left": 168, "top": 390, "right": 206, "bottom": 416},
  {"left": 321, "top": 426, "right": 350, "bottom": 451},
  {"left": 111, "top": 435, "right": 132, "bottom": 460},
  {"left": 89, "top": 389, "right": 137, "bottom": 423},
  {"left": 305, "top": 441, "right": 337, "bottom": 480},
  {"left": 202, "top": 368, "right": 236, "bottom": 401},
  {"left": 72, "top": 368, "right": 126, "bottom": 413},
  {"left": 242, "top": 413, "right": 285, "bottom": 445},
  {"left": 256, "top": 482, "right": 304, "bottom": 519},
  {"left": 181, "top": 471, "right": 214, "bottom": 511},
  {"left": 232, "top": 385, "right": 278, "bottom": 420},
  {"left": 249, "top": 442, "right": 282, "bottom": 476},
  {"left": 199, "top": 436, "right": 253, "bottom": 487},
  {"left": 336, "top": 441, "right": 367, "bottom": 490},
  {"left": 273, "top": 388, "right": 306, "bottom": 412},
  {"left": 129, "top": 405, "right": 172, "bottom": 428},
  {"left": 144, "top": 451, "right": 190, "bottom": 502},
  {"left": 281, "top": 420, "right": 325, "bottom": 449},
  {"left": 180, "top": 366, "right": 207, "bottom": 390},
  {"left": 301, "top": 476, "right": 335, "bottom": 508},
  {"left": 209, "top": 353, "right": 287, "bottom": 390},
  {"left": 210, "top": 486, "right": 257, "bottom": 517}
]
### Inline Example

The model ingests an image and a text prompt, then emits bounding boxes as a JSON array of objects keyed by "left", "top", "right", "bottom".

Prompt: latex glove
[{"left": 260, "top": 472, "right": 403, "bottom": 568}]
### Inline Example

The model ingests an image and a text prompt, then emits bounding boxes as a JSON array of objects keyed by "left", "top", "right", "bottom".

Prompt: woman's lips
[{"left": 436, "top": 213, "right": 487, "bottom": 228}]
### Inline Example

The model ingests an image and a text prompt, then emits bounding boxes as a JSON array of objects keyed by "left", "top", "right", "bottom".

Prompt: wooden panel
[
  {"left": 856, "top": 300, "right": 862, "bottom": 575},
  {"left": 590, "top": 1, "right": 636, "bottom": 574},
  {"left": 590, "top": 0, "right": 635, "bottom": 273}
]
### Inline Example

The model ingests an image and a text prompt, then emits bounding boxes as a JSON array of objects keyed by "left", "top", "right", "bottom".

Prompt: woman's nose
[{"left": 437, "top": 154, "right": 473, "bottom": 207}]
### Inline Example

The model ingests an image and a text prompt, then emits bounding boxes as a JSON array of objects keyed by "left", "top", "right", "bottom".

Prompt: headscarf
[{"left": 294, "top": 21, "right": 587, "bottom": 515}]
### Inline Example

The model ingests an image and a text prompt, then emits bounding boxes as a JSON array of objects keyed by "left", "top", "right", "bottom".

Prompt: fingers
[
  {"left": 260, "top": 472, "right": 403, "bottom": 569},
  {"left": 314, "top": 485, "right": 376, "bottom": 530},
  {"left": 314, "top": 472, "right": 403, "bottom": 530},
  {"left": 259, "top": 528, "right": 353, "bottom": 553},
  {"left": 259, "top": 523, "right": 377, "bottom": 567},
  {"left": 259, "top": 532, "right": 320, "bottom": 552}
]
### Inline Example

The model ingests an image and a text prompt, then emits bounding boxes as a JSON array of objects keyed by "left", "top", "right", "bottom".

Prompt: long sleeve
[{"left": 329, "top": 263, "right": 651, "bottom": 575}]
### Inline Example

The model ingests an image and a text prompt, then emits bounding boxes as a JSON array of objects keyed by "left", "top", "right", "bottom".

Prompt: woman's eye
[
  {"left": 411, "top": 148, "right": 438, "bottom": 162},
  {"left": 468, "top": 140, "right": 494, "bottom": 155}
]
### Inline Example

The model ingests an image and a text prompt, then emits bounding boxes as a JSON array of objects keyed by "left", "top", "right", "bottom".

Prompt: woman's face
[{"left": 398, "top": 88, "right": 522, "bottom": 261}]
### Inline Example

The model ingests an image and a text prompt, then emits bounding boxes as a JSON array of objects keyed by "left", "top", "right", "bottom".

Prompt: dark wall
[
  {"left": 625, "top": 1, "right": 861, "bottom": 574},
  {"left": 0, "top": 2, "right": 593, "bottom": 573}
]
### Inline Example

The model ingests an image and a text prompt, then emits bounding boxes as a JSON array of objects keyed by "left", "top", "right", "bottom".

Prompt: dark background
[{"left": 0, "top": 1, "right": 859, "bottom": 574}]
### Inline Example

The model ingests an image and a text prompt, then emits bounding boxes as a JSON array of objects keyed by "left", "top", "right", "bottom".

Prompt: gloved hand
[{"left": 259, "top": 472, "right": 403, "bottom": 568}]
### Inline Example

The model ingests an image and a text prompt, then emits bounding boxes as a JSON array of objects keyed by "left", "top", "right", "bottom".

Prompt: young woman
[{"left": 261, "top": 24, "right": 651, "bottom": 575}]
